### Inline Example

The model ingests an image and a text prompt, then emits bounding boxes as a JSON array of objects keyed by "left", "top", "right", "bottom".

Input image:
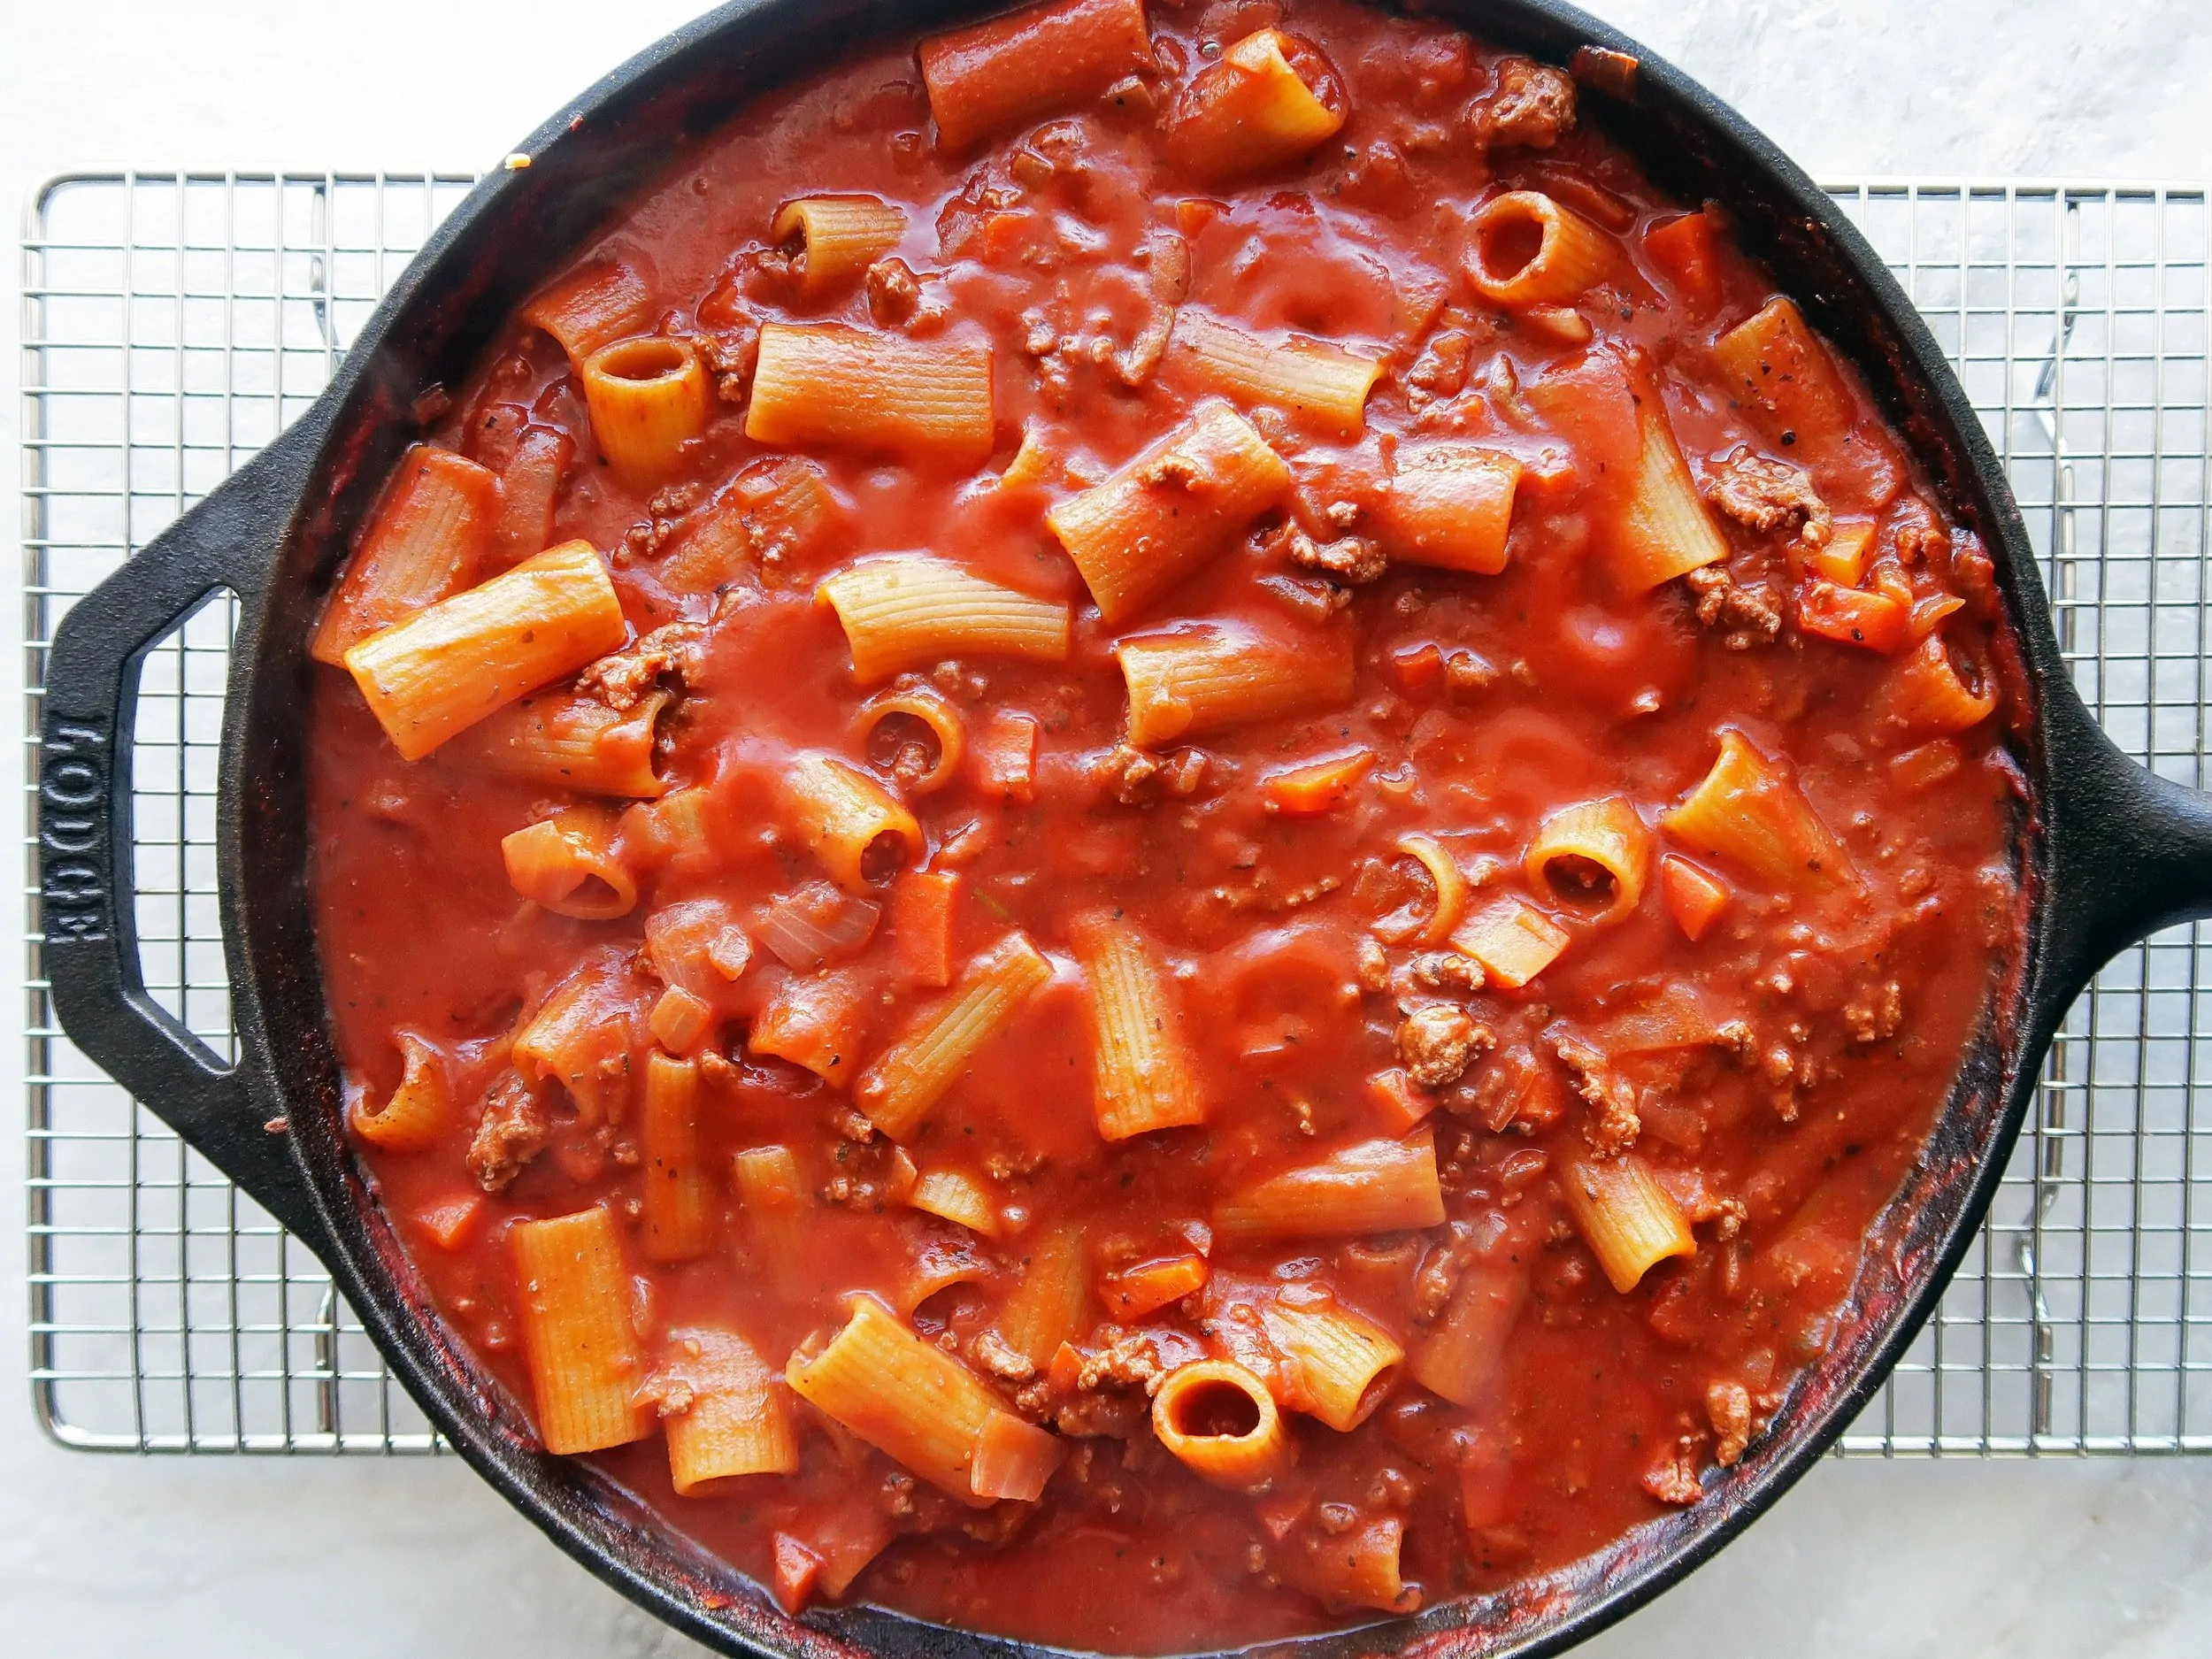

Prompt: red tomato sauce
[{"left": 309, "top": 1, "right": 2029, "bottom": 1650}]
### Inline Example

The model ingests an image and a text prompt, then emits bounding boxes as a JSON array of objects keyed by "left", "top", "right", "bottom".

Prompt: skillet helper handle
[
  {"left": 2040, "top": 676, "right": 2212, "bottom": 995},
  {"left": 38, "top": 421, "right": 333, "bottom": 1256}
]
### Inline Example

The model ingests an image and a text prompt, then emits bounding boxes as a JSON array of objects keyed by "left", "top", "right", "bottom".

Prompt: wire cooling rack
[{"left": 19, "top": 173, "right": 2212, "bottom": 1455}]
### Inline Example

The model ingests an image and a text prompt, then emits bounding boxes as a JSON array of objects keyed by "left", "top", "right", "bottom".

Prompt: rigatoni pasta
[
  {"left": 1165, "top": 27, "right": 1348, "bottom": 183},
  {"left": 1150, "top": 1361, "right": 1295, "bottom": 1488},
  {"left": 772, "top": 196, "right": 906, "bottom": 296},
  {"left": 748, "top": 323, "right": 994, "bottom": 467},
  {"left": 522, "top": 259, "right": 654, "bottom": 366},
  {"left": 1212, "top": 1134, "right": 1447, "bottom": 1242},
  {"left": 1380, "top": 444, "right": 1521, "bottom": 575},
  {"left": 342, "top": 539, "right": 626, "bottom": 761},
  {"left": 1070, "top": 911, "right": 1204, "bottom": 1141},
  {"left": 1610, "top": 382, "right": 1732, "bottom": 593},
  {"left": 855, "top": 932, "right": 1053, "bottom": 1140},
  {"left": 1663, "top": 728, "right": 1855, "bottom": 889},
  {"left": 1464, "top": 190, "right": 1616, "bottom": 306},
  {"left": 785, "top": 753, "right": 922, "bottom": 894},
  {"left": 1116, "top": 622, "right": 1356, "bottom": 748},
  {"left": 511, "top": 1208, "right": 651, "bottom": 1455},
  {"left": 581, "top": 335, "right": 711, "bottom": 486},
  {"left": 446, "top": 688, "right": 667, "bottom": 798},
  {"left": 785, "top": 1297, "right": 1028, "bottom": 1504},
  {"left": 1560, "top": 1155, "right": 1697, "bottom": 1292},
  {"left": 1168, "top": 312, "right": 1382, "bottom": 434},
  {"left": 918, "top": 0, "right": 1156, "bottom": 151},
  {"left": 659, "top": 1327, "right": 800, "bottom": 1493},
  {"left": 311, "top": 445, "right": 502, "bottom": 665},
  {"left": 501, "top": 807, "right": 639, "bottom": 920},
  {"left": 817, "top": 556, "right": 1071, "bottom": 682},
  {"left": 1045, "top": 402, "right": 1291, "bottom": 623}
]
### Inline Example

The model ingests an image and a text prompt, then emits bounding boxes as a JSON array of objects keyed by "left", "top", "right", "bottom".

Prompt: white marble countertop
[{"left": 4, "top": 3, "right": 2208, "bottom": 1655}]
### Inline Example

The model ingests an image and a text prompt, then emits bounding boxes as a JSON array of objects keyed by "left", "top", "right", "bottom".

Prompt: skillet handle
[
  {"left": 2039, "top": 673, "right": 2212, "bottom": 1002},
  {"left": 38, "top": 419, "right": 334, "bottom": 1257}
]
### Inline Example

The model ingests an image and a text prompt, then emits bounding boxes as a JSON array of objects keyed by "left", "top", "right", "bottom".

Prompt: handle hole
[{"left": 126, "top": 588, "right": 242, "bottom": 1059}]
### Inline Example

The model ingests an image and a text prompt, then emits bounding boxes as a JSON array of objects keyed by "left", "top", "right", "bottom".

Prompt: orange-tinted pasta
[
  {"left": 772, "top": 196, "right": 907, "bottom": 296},
  {"left": 1464, "top": 190, "right": 1617, "bottom": 306},
  {"left": 581, "top": 335, "right": 711, "bottom": 486},
  {"left": 1168, "top": 311, "right": 1381, "bottom": 434},
  {"left": 1165, "top": 27, "right": 1347, "bottom": 183},
  {"left": 1151, "top": 1360, "right": 1295, "bottom": 1488},
  {"left": 817, "top": 556, "right": 1071, "bottom": 682},
  {"left": 747, "top": 323, "right": 994, "bottom": 468},
  {"left": 342, "top": 539, "right": 627, "bottom": 761},
  {"left": 918, "top": 0, "right": 1156, "bottom": 152},
  {"left": 1045, "top": 402, "right": 1291, "bottom": 624},
  {"left": 511, "top": 1208, "right": 651, "bottom": 1455},
  {"left": 1380, "top": 444, "right": 1522, "bottom": 575},
  {"left": 449, "top": 688, "right": 667, "bottom": 798},
  {"left": 1116, "top": 621, "right": 1356, "bottom": 748},
  {"left": 311, "top": 445, "right": 501, "bottom": 665}
]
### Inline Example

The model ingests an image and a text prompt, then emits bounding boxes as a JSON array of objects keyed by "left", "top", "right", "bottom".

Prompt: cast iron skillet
[{"left": 35, "top": 0, "right": 2212, "bottom": 1653}]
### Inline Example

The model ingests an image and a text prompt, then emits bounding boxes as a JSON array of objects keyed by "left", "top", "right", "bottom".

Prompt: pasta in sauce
[{"left": 310, "top": 0, "right": 2028, "bottom": 1647}]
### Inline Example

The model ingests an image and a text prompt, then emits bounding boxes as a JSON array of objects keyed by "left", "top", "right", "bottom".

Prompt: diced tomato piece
[
  {"left": 1387, "top": 641, "right": 1443, "bottom": 694},
  {"left": 888, "top": 869, "right": 962, "bottom": 988},
  {"left": 1260, "top": 749, "right": 1376, "bottom": 816},
  {"left": 1254, "top": 1490, "right": 1312, "bottom": 1540},
  {"left": 417, "top": 1194, "right": 484, "bottom": 1252},
  {"left": 1643, "top": 209, "right": 1721, "bottom": 318},
  {"left": 1366, "top": 1067, "right": 1434, "bottom": 1131},
  {"left": 1797, "top": 580, "right": 1910, "bottom": 653},
  {"left": 1175, "top": 197, "right": 1222, "bottom": 237},
  {"left": 1809, "top": 521, "right": 1874, "bottom": 587},
  {"left": 1046, "top": 1340, "right": 1085, "bottom": 1393},
  {"left": 1659, "top": 855, "right": 1730, "bottom": 942},
  {"left": 979, "top": 211, "right": 1029, "bottom": 261},
  {"left": 972, "top": 710, "right": 1038, "bottom": 803},
  {"left": 772, "top": 1533, "right": 822, "bottom": 1613},
  {"left": 1100, "top": 1254, "right": 1210, "bottom": 1320}
]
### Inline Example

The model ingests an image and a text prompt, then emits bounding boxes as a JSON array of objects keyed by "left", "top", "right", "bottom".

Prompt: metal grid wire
[{"left": 18, "top": 173, "right": 2212, "bottom": 1455}]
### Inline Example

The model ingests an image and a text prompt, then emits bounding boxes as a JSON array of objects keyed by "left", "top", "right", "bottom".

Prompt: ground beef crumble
[
  {"left": 695, "top": 326, "right": 759, "bottom": 403},
  {"left": 1842, "top": 979, "right": 1903, "bottom": 1044},
  {"left": 1556, "top": 1036, "right": 1640, "bottom": 1153},
  {"left": 1705, "top": 449, "right": 1833, "bottom": 547},
  {"left": 577, "top": 621, "right": 708, "bottom": 710},
  {"left": 1707, "top": 1380, "right": 1754, "bottom": 1466},
  {"left": 1398, "top": 1004, "right": 1490, "bottom": 1088},
  {"left": 1101, "top": 743, "right": 1207, "bottom": 805},
  {"left": 1257, "top": 520, "right": 1387, "bottom": 585},
  {"left": 620, "top": 481, "right": 705, "bottom": 560},
  {"left": 465, "top": 1074, "right": 546, "bottom": 1194},
  {"left": 1682, "top": 565, "right": 1785, "bottom": 649},
  {"left": 1470, "top": 57, "right": 1578, "bottom": 150}
]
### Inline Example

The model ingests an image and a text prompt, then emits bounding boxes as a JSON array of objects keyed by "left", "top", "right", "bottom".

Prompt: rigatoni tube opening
[
  {"left": 786, "top": 753, "right": 923, "bottom": 894},
  {"left": 1523, "top": 798, "right": 1652, "bottom": 924},
  {"left": 1166, "top": 29, "right": 1348, "bottom": 183},
  {"left": 1151, "top": 1361, "right": 1294, "bottom": 1488},
  {"left": 582, "top": 336, "right": 710, "bottom": 487},
  {"left": 1464, "top": 190, "right": 1615, "bottom": 307},
  {"left": 772, "top": 196, "right": 906, "bottom": 296},
  {"left": 1560, "top": 1155, "right": 1696, "bottom": 1293}
]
